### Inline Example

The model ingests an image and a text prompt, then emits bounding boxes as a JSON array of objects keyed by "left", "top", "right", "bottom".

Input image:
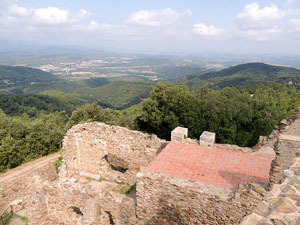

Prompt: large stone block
[
  {"left": 171, "top": 127, "right": 188, "bottom": 142},
  {"left": 200, "top": 131, "right": 215, "bottom": 146}
]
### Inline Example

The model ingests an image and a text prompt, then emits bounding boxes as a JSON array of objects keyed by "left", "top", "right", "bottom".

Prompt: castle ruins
[{"left": 0, "top": 108, "right": 300, "bottom": 224}]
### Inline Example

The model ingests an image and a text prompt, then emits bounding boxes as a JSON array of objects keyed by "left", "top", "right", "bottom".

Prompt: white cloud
[
  {"left": 288, "top": 18, "right": 300, "bottom": 32},
  {"left": 0, "top": 0, "right": 15, "bottom": 6},
  {"left": 193, "top": 23, "right": 224, "bottom": 36},
  {"left": 285, "top": 0, "right": 296, "bottom": 7},
  {"left": 126, "top": 8, "right": 192, "bottom": 27},
  {"left": 9, "top": 4, "right": 31, "bottom": 17},
  {"left": 4, "top": 4, "right": 91, "bottom": 26},
  {"left": 74, "top": 20, "right": 116, "bottom": 31},
  {"left": 33, "top": 7, "right": 72, "bottom": 25},
  {"left": 234, "top": 2, "right": 294, "bottom": 40},
  {"left": 76, "top": 9, "right": 91, "bottom": 20},
  {"left": 239, "top": 27, "right": 282, "bottom": 40},
  {"left": 236, "top": 2, "right": 285, "bottom": 29}
]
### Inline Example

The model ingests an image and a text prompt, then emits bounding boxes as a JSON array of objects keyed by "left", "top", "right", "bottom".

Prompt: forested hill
[
  {"left": 0, "top": 65, "right": 59, "bottom": 91},
  {"left": 178, "top": 62, "right": 300, "bottom": 89}
]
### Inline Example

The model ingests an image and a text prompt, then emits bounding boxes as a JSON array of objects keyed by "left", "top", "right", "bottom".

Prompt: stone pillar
[
  {"left": 200, "top": 131, "right": 216, "bottom": 147},
  {"left": 171, "top": 127, "right": 188, "bottom": 142}
]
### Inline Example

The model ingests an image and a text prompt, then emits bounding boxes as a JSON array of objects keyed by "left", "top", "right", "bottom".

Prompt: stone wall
[
  {"left": 241, "top": 156, "right": 300, "bottom": 225},
  {"left": 136, "top": 171, "right": 267, "bottom": 225},
  {"left": 268, "top": 108, "right": 300, "bottom": 187},
  {"left": 240, "top": 108, "right": 300, "bottom": 225},
  {"left": 63, "top": 122, "right": 167, "bottom": 184},
  {"left": 0, "top": 153, "right": 137, "bottom": 224},
  {"left": 1, "top": 107, "right": 300, "bottom": 225},
  {"left": 0, "top": 155, "right": 57, "bottom": 212},
  {"left": 270, "top": 136, "right": 300, "bottom": 186}
]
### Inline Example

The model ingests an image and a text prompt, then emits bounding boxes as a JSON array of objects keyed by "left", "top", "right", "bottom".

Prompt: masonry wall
[
  {"left": 269, "top": 139, "right": 300, "bottom": 186},
  {"left": 241, "top": 108, "right": 300, "bottom": 225},
  {"left": 63, "top": 122, "right": 167, "bottom": 184},
  {"left": 0, "top": 155, "right": 57, "bottom": 214},
  {"left": 136, "top": 172, "right": 266, "bottom": 225},
  {"left": 241, "top": 156, "right": 300, "bottom": 225},
  {"left": 268, "top": 108, "right": 300, "bottom": 187}
]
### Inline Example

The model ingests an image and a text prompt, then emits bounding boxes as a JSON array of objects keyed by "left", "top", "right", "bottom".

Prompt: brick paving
[{"left": 145, "top": 141, "right": 273, "bottom": 189}]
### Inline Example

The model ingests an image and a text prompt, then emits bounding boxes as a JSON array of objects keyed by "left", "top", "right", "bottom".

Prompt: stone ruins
[{"left": 0, "top": 108, "right": 300, "bottom": 224}]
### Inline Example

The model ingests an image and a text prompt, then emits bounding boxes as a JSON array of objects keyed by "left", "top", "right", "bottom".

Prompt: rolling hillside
[
  {"left": 82, "top": 80, "right": 153, "bottom": 109},
  {"left": 2, "top": 63, "right": 300, "bottom": 111},
  {"left": 178, "top": 63, "right": 300, "bottom": 89},
  {"left": 0, "top": 65, "right": 153, "bottom": 109},
  {"left": 0, "top": 65, "right": 59, "bottom": 91}
]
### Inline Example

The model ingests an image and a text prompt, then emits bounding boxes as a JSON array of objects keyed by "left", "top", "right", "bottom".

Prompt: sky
[{"left": 1, "top": 0, "right": 300, "bottom": 54}]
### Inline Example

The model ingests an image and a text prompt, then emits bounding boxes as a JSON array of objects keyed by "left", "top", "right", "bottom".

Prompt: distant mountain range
[
  {"left": 1, "top": 62, "right": 300, "bottom": 110},
  {"left": 177, "top": 62, "right": 300, "bottom": 89}
]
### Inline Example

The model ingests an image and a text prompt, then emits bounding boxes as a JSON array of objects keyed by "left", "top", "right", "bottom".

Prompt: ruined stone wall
[
  {"left": 241, "top": 156, "right": 300, "bottom": 225},
  {"left": 0, "top": 152, "right": 137, "bottom": 225},
  {"left": 0, "top": 155, "right": 57, "bottom": 212},
  {"left": 268, "top": 108, "right": 300, "bottom": 187},
  {"left": 136, "top": 171, "right": 266, "bottom": 225},
  {"left": 63, "top": 122, "right": 167, "bottom": 184},
  {"left": 240, "top": 108, "right": 300, "bottom": 225},
  {"left": 2, "top": 107, "right": 300, "bottom": 225},
  {"left": 270, "top": 138, "right": 300, "bottom": 185}
]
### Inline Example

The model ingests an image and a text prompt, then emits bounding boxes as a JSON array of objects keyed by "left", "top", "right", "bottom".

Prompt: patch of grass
[
  {"left": 99, "top": 177, "right": 107, "bottom": 182},
  {"left": 2, "top": 213, "right": 28, "bottom": 225},
  {"left": 112, "top": 182, "right": 136, "bottom": 195},
  {"left": 54, "top": 149, "right": 63, "bottom": 174},
  {"left": 125, "top": 184, "right": 136, "bottom": 194},
  {"left": 114, "top": 180, "right": 125, "bottom": 185},
  {"left": 84, "top": 177, "right": 94, "bottom": 182},
  {"left": 113, "top": 185, "right": 130, "bottom": 194}
]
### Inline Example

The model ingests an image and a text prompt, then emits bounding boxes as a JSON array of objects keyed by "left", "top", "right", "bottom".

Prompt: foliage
[
  {"left": 112, "top": 182, "right": 132, "bottom": 194},
  {"left": 81, "top": 80, "right": 153, "bottom": 109},
  {"left": 23, "top": 80, "right": 153, "bottom": 110},
  {"left": 137, "top": 82, "right": 300, "bottom": 147},
  {"left": 151, "top": 64, "right": 209, "bottom": 81},
  {"left": 2, "top": 213, "right": 28, "bottom": 225},
  {"left": 0, "top": 65, "right": 59, "bottom": 90},
  {"left": 178, "top": 63, "right": 300, "bottom": 90},
  {"left": 1, "top": 62, "right": 300, "bottom": 172},
  {"left": 125, "top": 184, "right": 136, "bottom": 194},
  {"left": 83, "top": 77, "right": 110, "bottom": 88},
  {"left": 54, "top": 150, "right": 63, "bottom": 174},
  {"left": 0, "top": 93, "right": 77, "bottom": 116},
  {"left": 66, "top": 103, "right": 142, "bottom": 130},
  {"left": 0, "top": 110, "right": 68, "bottom": 172},
  {"left": 0, "top": 65, "right": 154, "bottom": 110}
]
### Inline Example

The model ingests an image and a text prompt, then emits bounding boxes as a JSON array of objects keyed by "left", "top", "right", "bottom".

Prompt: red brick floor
[{"left": 145, "top": 141, "right": 273, "bottom": 190}]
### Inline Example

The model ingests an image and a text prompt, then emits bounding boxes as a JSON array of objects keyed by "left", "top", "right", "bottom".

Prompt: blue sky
[{"left": 1, "top": 0, "right": 300, "bottom": 54}]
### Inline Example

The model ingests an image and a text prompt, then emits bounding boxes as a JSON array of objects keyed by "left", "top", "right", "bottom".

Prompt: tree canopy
[
  {"left": 137, "top": 82, "right": 300, "bottom": 146},
  {"left": 0, "top": 81, "right": 299, "bottom": 173}
]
